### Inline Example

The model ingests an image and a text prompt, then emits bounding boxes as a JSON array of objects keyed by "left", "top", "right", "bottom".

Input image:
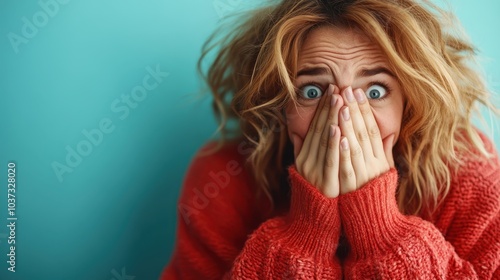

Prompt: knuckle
[
  {"left": 359, "top": 104, "right": 372, "bottom": 116},
  {"left": 368, "top": 126, "right": 380, "bottom": 137},
  {"left": 314, "top": 123, "right": 323, "bottom": 134},
  {"left": 350, "top": 146, "right": 363, "bottom": 157},
  {"left": 320, "top": 135, "right": 328, "bottom": 148},
  {"left": 328, "top": 136, "right": 336, "bottom": 149},
  {"left": 322, "top": 101, "right": 330, "bottom": 111},
  {"left": 340, "top": 151, "right": 351, "bottom": 162},
  {"left": 341, "top": 168, "right": 355, "bottom": 180},
  {"left": 326, "top": 112, "right": 335, "bottom": 122},
  {"left": 327, "top": 111, "right": 335, "bottom": 122},
  {"left": 308, "top": 124, "right": 315, "bottom": 134},
  {"left": 325, "top": 158, "right": 335, "bottom": 168},
  {"left": 356, "top": 130, "right": 369, "bottom": 142}
]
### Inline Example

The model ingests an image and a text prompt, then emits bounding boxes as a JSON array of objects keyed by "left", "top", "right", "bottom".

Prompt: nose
[{"left": 331, "top": 70, "right": 355, "bottom": 95}]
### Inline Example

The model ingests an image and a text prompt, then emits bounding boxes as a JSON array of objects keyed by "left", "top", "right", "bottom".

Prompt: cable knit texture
[{"left": 161, "top": 132, "right": 500, "bottom": 279}]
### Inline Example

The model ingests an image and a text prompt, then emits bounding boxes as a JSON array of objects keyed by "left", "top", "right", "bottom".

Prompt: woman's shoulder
[
  {"left": 456, "top": 129, "right": 500, "bottom": 177},
  {"left": 448, "top": 129, "right": 500, "bottom": 203},
  {"left": 177, "top": 138, "right": 267, "bottom": 223},
  {"left": 187, "top": 137, "right": 254, "bottom": 176}
]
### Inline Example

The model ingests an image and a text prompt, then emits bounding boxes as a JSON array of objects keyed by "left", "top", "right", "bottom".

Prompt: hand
[
  {"left": 291, "top": 84, "right": 344, "bottom": 198},
  {"left": 337, "top": 86, "right": 396, "bottom": 194}
]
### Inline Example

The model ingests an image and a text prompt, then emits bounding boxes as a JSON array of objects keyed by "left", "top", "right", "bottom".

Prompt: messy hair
[{"left": 198, "top": 0, "right": 499, "bottom": 216}]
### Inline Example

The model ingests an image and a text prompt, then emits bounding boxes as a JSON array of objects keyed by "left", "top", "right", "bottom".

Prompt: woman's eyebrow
[
  {"left": 296, "top": 67, "right": 331, "bottom": 77},
  {"left": 359, "top": 67, "right": 395, "bottom": 77}
]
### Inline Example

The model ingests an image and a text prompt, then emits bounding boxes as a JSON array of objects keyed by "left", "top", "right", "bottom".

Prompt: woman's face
[{"left": 285, "top": 25, "right": 404, "bottom": 155}]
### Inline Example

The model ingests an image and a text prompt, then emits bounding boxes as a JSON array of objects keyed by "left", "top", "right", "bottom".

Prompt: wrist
[
  {"left": 339, "top": 168, "right": 409, "bottom": 259},
  {"left": 284, "top": 165, "right": 342, "bottom": 259}
]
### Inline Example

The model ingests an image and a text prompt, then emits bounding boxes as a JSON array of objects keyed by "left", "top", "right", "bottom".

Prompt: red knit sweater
[{"left": 161, "top": 132, "right": 500, "bottom": 279}]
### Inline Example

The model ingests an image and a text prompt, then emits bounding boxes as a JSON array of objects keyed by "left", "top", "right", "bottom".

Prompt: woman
[{"left": 162, "top": 0, "right": 500, "bottom": 279}]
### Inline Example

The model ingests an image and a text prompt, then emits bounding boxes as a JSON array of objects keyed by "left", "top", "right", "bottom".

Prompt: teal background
[{"left": 0, "top": 1, "right": 498, "bottom": 279}]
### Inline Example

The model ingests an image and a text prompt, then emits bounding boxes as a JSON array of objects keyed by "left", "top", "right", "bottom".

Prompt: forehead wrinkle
[
  {"left": 299, "top": 52, "right": 386, "bottom": 64},
  {"left": 351, "top": 57, "right": 391, "bottom": 70},
  {"left": 296, "top": 59, "right": 392, "bottom": 84},
  {"left": 298, "top": 30, "right": 391, "bottom": 80},
  {"left": 298, "top": 54, "right": 389, "bottom": 72},
  {"left": 299, "top": 44, "right": 384, "bottom": 61}
]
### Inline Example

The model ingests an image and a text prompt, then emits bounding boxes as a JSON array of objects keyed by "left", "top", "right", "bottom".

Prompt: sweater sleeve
[
  {"left": 161, "top": 144, "right": 342, "bottom": 279},
  {"left": 227, "top": 166, "right": 342, "bottom": 279},
  {"left": 338, "top": 147, "right": 500, "bottom": 279}
]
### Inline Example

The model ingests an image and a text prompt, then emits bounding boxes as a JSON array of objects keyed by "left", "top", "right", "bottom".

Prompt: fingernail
[
  {"left": 330, "top": 125, "right": 336, "bottom": 137},
  {"left": 331, "top": 94, "right": 337, "bottom": 106},
  {"left": 345, "top": 86, "right": 355, "bottom": 103},
  {"left": 341, "top": 138, "right": 349, "bottom": 150},
  {"left": 342, "top": 107, "right": 350, "bottom": 121},
  {"left": 354, "top": 89, "right": 366, "bottom": 103}
]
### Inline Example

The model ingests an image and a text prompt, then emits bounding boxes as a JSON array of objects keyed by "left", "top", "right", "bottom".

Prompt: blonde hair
[{"left": 198, "top": 0, "right": 499, "bottom": 216}]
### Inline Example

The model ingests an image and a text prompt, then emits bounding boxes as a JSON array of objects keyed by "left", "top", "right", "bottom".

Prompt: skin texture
[{"left": 285, "top": 25, "right": 404, "bottom": 197}]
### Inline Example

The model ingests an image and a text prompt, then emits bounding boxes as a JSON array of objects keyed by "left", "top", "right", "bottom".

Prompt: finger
[
  {"left": 353, "top": 88, "right": 385, "bottom": 159},
  {"left": 300, "top": 89, "right": 330, "bottom": 161},
  {"left": 316, "top": 85, "right": 336, "bottom": 163},
  {"left": 339, "top": 137, "right": 356, "bottom": 194},
  {"left": 311, "top": 86, "right": 334, "bottom": 163},
  {"left": 327, "top": 85, "right": 342, "bottom": 126},
  {"left": 383, "top": 134, "right": 396, "bottom": 168},
  {"left": 339, "top": 106, "right": 368, "bottom": 188},
  {"left": 343, "top": 86, "right": 374, "bottom": 160},
  {"left": 323, "top": 125, "right": 340, "bottom": 198}
]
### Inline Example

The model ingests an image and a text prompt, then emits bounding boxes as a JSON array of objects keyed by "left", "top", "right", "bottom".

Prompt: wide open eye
[
  {"left": 300, "top": 85, "right": 323, "bottom": 100},
  {"left": 365, "top": 84, "right": 387, "bottom": 100}
]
